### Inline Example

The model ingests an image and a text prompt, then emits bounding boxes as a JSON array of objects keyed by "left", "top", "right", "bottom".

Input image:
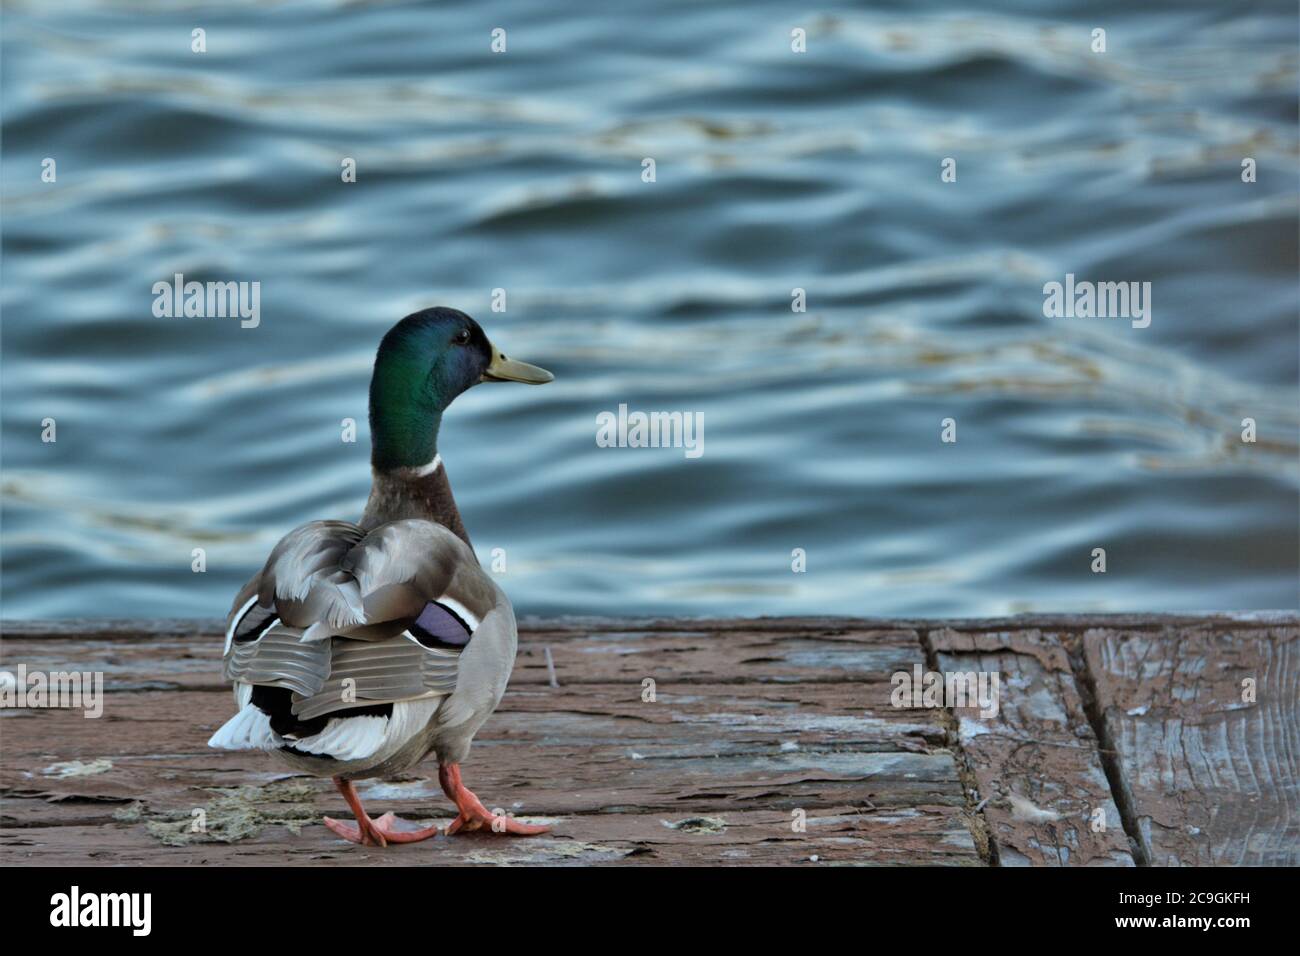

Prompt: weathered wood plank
[
  {"left": 927, "top": 628, "right": 1134, "bottom": 866},
  {"left": 6, "top": 616, "right": 1296, "bottom": 866},
  {"left": 1084, "top": 623, "right": 1299, "bottom": 866},
  {"left": 0, "top": 627, "right": 928, "bottom": 687},
  {"left": 0, "top": 622, "right": 979, "bottom": 866},
  {"left": 0, "top": 807, "right": 976, "bottom": 866}
]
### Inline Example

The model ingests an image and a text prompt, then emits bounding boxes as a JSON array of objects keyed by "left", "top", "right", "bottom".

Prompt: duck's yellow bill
[{"left": 481, "top": 345, "right": 553, "bottom": 385}]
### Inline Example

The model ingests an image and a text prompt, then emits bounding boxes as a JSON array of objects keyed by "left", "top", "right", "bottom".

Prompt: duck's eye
[{"left": 452, "top": 329, "right": 471, "bottom": 346}]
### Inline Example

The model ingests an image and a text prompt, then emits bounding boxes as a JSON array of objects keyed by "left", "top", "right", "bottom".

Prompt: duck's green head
[{"left": 369, "top": 307, "right": 552, "bottom": 472}]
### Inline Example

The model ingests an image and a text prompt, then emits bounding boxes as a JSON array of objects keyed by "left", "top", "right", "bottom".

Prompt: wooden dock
[{"left": 1, "top": 615, "right": 1296, "bottom": 866}]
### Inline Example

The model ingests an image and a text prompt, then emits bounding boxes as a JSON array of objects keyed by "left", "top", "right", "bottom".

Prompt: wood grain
[
  {"left": 0, "top": 620, "right": 978, "bottom": 866},
  {"left": 1083, "top": 623, "right": 1299, "bottom": 866},
  {"left": 927, "top": 627, "right": 1134, "bottom": 866},
  {"left": 3, "top": 615, "right": 1295, "bottom": 866}
]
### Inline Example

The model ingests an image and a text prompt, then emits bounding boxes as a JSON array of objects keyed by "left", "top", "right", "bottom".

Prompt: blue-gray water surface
[{"left": 2, "top": 1, "right": 1298, "bottom": 620}]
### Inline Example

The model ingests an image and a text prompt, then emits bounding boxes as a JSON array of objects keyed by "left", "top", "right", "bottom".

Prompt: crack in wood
[{"left": 1063, "top": 632, "right": 1151, "bottom": 866}]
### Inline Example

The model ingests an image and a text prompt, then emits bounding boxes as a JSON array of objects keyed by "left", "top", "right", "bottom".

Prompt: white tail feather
[
  {"left": 208, "top": 702, "right": 280, "bottom": 751},
  {"left": 287, "top": 715, "right": 388, "bottom": 761}
]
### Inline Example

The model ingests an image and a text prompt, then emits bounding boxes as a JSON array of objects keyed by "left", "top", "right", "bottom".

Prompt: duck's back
[{"left": 208, "top": 518, "right": 516, "bottom": 777}]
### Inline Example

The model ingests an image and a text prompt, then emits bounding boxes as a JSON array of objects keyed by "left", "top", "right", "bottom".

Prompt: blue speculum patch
[{"left": 408, "top": 601, "right": 473, "bottom": 649}]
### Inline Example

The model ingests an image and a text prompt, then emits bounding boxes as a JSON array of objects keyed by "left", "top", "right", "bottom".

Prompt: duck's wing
[
  {"left": 222, "top": 520, "right": 367, "bottom": 654},
  {"left": 212, "top": 519, "right": 507, "bottom": 757},
  {"left": 344, "top": 518, "right": 501, "bottom": 634}
]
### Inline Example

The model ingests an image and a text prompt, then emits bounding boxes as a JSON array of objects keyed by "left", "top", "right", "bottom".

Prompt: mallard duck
[{"left": 208, "top": 307, "right": 553, "bottom": 846}]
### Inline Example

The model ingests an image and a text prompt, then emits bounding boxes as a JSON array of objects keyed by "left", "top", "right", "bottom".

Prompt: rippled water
[{"left": 2, "top": 1, "right": 1297, "bottom": 619}]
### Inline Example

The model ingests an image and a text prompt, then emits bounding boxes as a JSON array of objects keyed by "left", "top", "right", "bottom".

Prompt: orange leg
[
  {"left": 322, "top": 777, "right": 391, "bottom": 846},
  {"left": 322, "top": 778, "right": 444, "bottom": 845},
  {"left": 438, "top": 763, "right": 550, "bottom": 835}
]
